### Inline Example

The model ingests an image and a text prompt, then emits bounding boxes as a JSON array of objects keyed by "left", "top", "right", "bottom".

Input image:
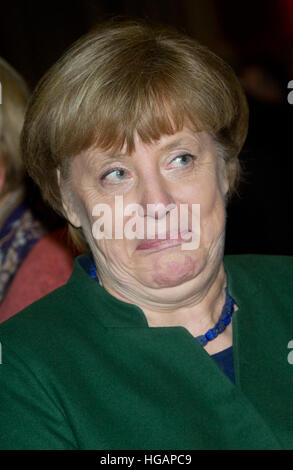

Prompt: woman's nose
[{"left": 139, "top": 176, "right": 175, "bottom": 219}]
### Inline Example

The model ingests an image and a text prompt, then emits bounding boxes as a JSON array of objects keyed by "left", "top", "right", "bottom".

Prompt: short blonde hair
[
  {"left": 21, "top": 19, "right": 249, "bottom": 252},
  {"left": 0, "top": 57, "right": 30, "bottom": 196}
]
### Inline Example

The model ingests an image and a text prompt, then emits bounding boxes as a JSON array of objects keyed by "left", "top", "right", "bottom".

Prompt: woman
[{"left": 0, "top": 19, "right": 292, "bottom": 450}]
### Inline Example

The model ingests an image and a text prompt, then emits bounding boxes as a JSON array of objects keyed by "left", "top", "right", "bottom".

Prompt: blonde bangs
[
  {"left": 39, "top": 23, "right": 243, "bottom": 162},
  {"left": 85, "top": 82, "right": 194, "bottom": 156},
  {"left": 50, "top": 54, "right": 201, "bottom": 160}
]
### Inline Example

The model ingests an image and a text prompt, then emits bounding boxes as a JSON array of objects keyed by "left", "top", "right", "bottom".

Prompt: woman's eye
[
  {"left": 170, "top": 154, "right": 195, "bottom": 168},
  {"left": 102, "top": 168, "right": 129, "bottom": 182}
]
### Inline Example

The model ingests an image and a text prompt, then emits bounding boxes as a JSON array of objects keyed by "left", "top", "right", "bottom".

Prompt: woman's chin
[{"left": 137, "top": 248, "right": 201, "bottom": 289}]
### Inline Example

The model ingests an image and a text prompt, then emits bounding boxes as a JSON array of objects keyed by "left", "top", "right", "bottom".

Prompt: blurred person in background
[
  {"left": 0, "top": 58, "right": 46, "bottom": 304},
  {"left": 0, "top": 57, "right": 76, "bottom": 322}
]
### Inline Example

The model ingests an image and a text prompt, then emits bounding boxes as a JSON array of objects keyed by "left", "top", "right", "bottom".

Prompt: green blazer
[{"left": 0, "top": 254, "right": 293, "bottom": 450}]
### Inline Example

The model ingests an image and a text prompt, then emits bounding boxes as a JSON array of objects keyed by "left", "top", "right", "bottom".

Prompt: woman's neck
[
  {"left": 99, "top": 255, "right": 233, "bottom": 353},
  {"left": 139, "top": 262, "right": 234, "bottom": 354},
  {"left": 142, "top": 263, "right": 228, "bottom": 330}
]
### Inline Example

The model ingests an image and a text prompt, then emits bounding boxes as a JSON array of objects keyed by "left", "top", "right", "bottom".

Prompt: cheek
[
  {"left": 200, "top": 186, "right": 226, "bottom": 241},
  {"left": 92, "top": 234, "right": 136, "bottom": 270},
  {"left": 179, "top": 174, "right": 224, "bottom": 219},
  {"left": 203, "top": 184, "right": 224, "bottom": 215},
  {"left": 181, "top": 176, "right": 226, "bottom": 245}
]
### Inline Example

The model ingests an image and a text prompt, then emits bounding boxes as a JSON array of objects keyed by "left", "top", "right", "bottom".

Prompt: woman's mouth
[{"left": 136, "top": 231, "right": 192, "bottom": 252}]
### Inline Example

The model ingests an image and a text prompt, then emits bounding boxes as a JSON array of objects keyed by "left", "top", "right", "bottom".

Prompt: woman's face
[{"left": 62, "top": 128, "right": 228, "bottom": 304}]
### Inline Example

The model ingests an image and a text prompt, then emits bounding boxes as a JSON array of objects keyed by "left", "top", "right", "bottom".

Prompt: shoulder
[
  {"left": 223, "top": 253, "right": 293, "bottom": 311},
  {"left": 0, "top": 282, "right": 77, "bottom": 351},
  {"left": 0, "top": 227, "right": 75, "bottom": 322},
  {"left": 224, "top": 253, "right": 293, "bottom": 278},
  {"left": 0, "top": 255, "right": 103, "bottom": 363}
]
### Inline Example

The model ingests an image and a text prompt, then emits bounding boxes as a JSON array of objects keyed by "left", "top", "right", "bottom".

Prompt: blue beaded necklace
[
  {"left": 86, "top": 257, "right": 234, "bottom": 347},
  {"left": 195, "top": 285, "right": 235, "bottom": 347}
]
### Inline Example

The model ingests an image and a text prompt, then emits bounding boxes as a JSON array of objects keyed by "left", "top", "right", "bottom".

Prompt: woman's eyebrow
[
  {"left": 158, "top": 137, "right": 202, "bottom": 154},
  {"left": 86, "top": 150, "right": 129, "bottom": 169},
  {"left": 158, "top": 139, "right": 184, "bottom": 153}
]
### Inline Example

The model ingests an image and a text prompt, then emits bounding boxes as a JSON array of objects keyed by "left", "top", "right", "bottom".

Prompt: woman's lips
[{"left": 136, "top": 231, "right": 192, "bottom": 252}]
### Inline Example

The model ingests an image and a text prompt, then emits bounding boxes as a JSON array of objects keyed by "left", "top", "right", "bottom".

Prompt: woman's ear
[{"left": 56, "top": 168, "right": 81, "bottom": 228}]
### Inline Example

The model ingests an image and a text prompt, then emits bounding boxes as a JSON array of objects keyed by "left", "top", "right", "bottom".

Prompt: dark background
[{"left": 1, "top": 0, "right": 292, "bottom": 255}]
